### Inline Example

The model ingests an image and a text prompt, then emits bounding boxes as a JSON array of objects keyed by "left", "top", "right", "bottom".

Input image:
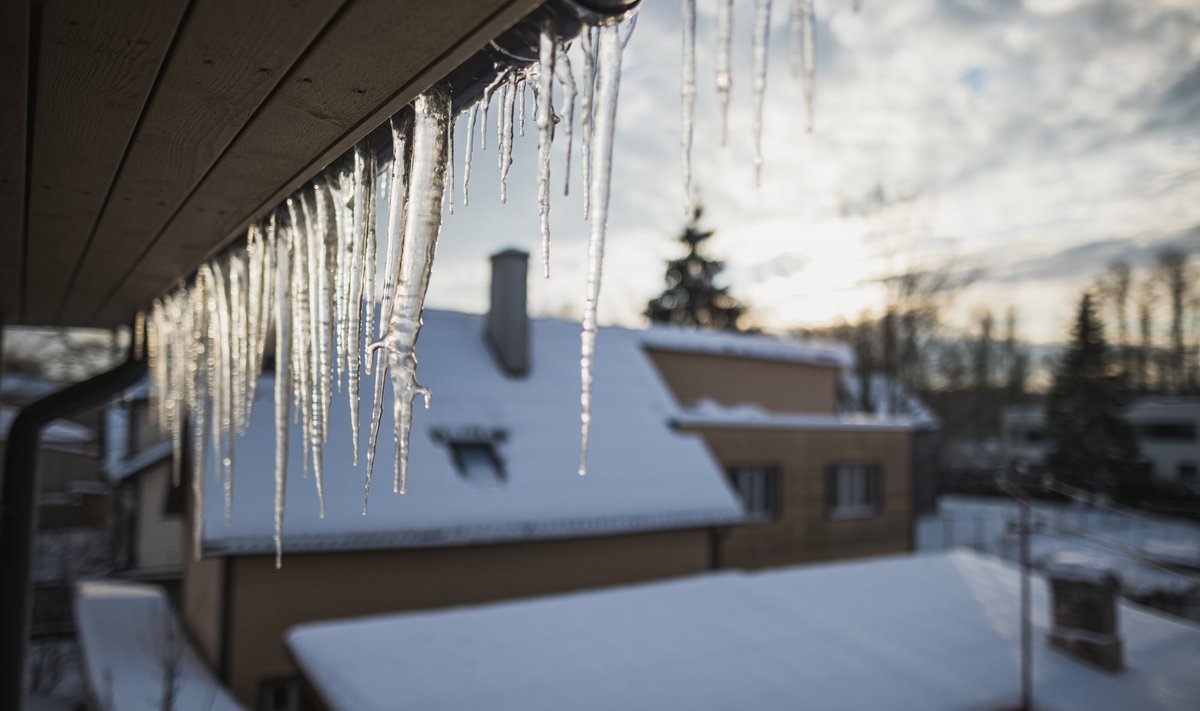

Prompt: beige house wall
[
  {"left": 691, "top": 426, "right": 913, "bottom": 570},
  {"left": 134, "top": 461, "right": 184, "bottom": 570},
  {"left": 646, "top": 349, "right": 838, "bottom": 413},
  {"left": 214, "top": 527, "right": 712, "bottom": 703}
]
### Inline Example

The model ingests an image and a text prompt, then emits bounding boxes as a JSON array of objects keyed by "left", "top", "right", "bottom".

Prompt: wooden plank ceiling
[{"left": 1, "top": 0, "right": 543, "bottom": 327}]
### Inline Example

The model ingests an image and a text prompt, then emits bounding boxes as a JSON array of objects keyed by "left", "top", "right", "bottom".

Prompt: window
[
  {"left": 1138, "top": 422, "right": 1197, "bottom": 442},
  {"left": 258, "top": 678, "right": 300, "bottom": 711},
  {"left": 1179, "top": 461, "right": 1198, "bottom": 481},
  {"left": 449, "top": 442, "right": 505, "bottom": 486},
  {"left": 827, "top": 463, "right": 882, "bottom": 518},
  {"left": 729, "top": 466, "right": 780, "bottom": 519}
]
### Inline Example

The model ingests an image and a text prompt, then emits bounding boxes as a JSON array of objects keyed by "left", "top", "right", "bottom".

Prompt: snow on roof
[
  {"left": 102, "top": 400, "right": 171, "bottom": 483},
  {"left": 641, "top": 323, "right": 853, "bottom": 367},
  {"left": 673, "top": 398, "right": 916, "bottom": 431},
  {"left": 203, "top": 310, "right": 744, "bottom": 555},
  {"left": 74, "top": 580, "right": 244, "bottom": 711},
  {"left": 287, "top": 550, "right": 1200, "bottom": 711},
  {"left": 0, "top": 372, "right": 60, "bottom": 403}
]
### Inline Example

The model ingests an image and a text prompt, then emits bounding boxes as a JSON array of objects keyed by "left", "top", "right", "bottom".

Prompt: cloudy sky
[{"left": 426, "top": 0, "right": 1200, "bottom": 344}]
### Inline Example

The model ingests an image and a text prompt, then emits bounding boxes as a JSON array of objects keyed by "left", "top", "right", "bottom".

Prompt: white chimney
[{"left": 486, "top": 249, "right": 529, "bottom": 376}]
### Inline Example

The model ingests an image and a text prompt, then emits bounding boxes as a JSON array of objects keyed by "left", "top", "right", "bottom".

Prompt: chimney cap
[{"left": 491, "top": 248, "right": 528, "bottom": 261}]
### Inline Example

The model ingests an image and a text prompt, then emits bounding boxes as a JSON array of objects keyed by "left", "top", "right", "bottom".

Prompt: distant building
[
  {"left": 1002, "top": 398, "right": 1200, "bottom": 490},
  {"left": 103, "top": 250, "right": 920, "bottom": 706}
]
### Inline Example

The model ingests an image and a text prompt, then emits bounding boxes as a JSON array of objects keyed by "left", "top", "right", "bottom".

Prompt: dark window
[
  {"left": 729, "top": 466, "right": 781, "bottom": 519},
  {"left": 827, "top": 463, "right": 882, "bottom": 518},
  {"left": 1138, "top": 422, "right": 1197, "bottom": 442},
  {"left": 1179, "top": 462, "right": 1198, "bottom": 481},
  {"left": 258, "top": 677, "right": 301, "bottom": 711},
  {"left": 1025, "top": 428, "right": 1045, "bottom": 444},
  {"left": 449, "top": 442, "right": 505, "bottom": 486}
]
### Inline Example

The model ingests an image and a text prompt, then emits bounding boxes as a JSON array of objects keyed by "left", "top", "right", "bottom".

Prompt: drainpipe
[{"left": 0, "top": 329, "right": 145, "bottom": 710}]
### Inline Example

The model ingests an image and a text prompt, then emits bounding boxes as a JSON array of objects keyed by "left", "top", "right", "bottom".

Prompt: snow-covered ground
[
  {"left": 918, "top": 495, "right": 1200, "bottom": 614},
  {"left": 288, "top": 551, "right": 1200, "bottom": 711}
]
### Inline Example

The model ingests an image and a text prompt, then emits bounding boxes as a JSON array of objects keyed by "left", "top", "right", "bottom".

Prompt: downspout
[{"left": 0, "top": 329, "right": 145, "bottom": 710}]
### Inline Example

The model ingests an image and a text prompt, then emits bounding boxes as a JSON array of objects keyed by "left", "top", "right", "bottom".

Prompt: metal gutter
[{"left": 0, "top": 334, "right": 146, "bottom": 710}]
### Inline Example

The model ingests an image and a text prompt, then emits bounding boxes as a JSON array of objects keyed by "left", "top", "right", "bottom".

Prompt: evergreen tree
[
  {"left": 1045, "top": 293, "right": 1144, "bottom": 502},
  {"left": 645, "top": 207, "right": 745, "bottom": 331}
]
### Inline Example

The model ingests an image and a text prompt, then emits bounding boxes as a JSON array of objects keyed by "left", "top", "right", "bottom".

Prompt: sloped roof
[
  {"left": 286, "top": 550, "right": 1200, "bottom": 711},
  {"left": 74, "top": 580, "right": 244, "bottom": 711},
  {"left": 201, "top": 310, "right": 745, "bottom": 555}
]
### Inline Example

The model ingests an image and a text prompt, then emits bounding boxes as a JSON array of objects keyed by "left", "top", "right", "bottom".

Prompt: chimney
[
  {"left": 486, "top": 249, "right": 529, "bottom": 376},
  {"left": 1046, "top": 551, "right": 1123, "bottom": 672}
]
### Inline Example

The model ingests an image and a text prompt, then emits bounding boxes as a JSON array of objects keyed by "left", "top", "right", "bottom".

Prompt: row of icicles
[{"left": 145, "top": 1, "right": 848, "bottom": 567}]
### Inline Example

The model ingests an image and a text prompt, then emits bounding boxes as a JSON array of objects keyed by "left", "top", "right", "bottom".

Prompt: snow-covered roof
[
  {"left": 642, "top": 324, "right": 853, "bottom": 367},
  {"left": 287, "top": 550, "right": 1200, "bottom": 711},
  {"left": 0, "top": 372, "right": 60, "bottom": 403},
  {"left": 102, "top": 399, "right": 171, "bottom": 483},
  {"left": 74, "top": 580, "right": 244, "bottom": 711},
  {"left": 673, "top": 398, "right": 916, "bottom": 431},
  {"left": 203, "top": 310, "right": 744, "bottom": 555}
]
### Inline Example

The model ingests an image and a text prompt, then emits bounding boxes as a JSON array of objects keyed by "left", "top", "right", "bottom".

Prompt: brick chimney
[
  {"left": 1045, "top": 551, "right": 1123, "bottom": 672},
  {"left": 486, "top": 249, "right": 529, "bottom": 376}
]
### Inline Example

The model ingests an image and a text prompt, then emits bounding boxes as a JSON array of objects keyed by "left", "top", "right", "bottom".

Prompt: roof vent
[{"left": 486, "top": 249, "right": 530, "bottom": 376}]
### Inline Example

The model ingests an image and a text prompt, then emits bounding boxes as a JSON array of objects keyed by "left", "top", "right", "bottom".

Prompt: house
[
  {"left": 285, "top": 549, "right": 1200, "bottom": 711},
  {"left": 1002, "top": 397, "right": 1200, "bottom": 491},
  {"left": 107, "top": 249, "right": 920, "bottom": 705}
]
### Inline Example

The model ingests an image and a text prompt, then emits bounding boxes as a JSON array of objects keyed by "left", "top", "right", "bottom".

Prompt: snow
[
  {"left": 642, "top": 324, "right": 852, "bottom": 367},
  {"left": 675, "top": 398, "right": 915, "bottom": 431},
  {"left": 1045, "top": 551, "right": 1120, "bottom": 586},
  {"left": 918, "top": 496, "right": 1200, "bottom": 598},
  {"left": 74, "top": 580, "right": 244, "bottom": 710},
  {"left": 286, "top": 550, "right": 1200, "bottom": 711},
  {"left": 200, "top": 310, "right": 744, "bottom": 556}
]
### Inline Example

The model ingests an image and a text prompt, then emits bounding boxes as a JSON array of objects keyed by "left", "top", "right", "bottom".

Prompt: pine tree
[
  {"left": 1045, "top": 293, "right": 1144, "bottom": 502},
  {"left": 645, "top": 207, "right": 745, "bottom": 331}
]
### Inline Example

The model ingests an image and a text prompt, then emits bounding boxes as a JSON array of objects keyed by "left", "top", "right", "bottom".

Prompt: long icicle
[
  {"left": 752, "top": 0, "right": 772, "bottom": 186},
  {"left": 716, "top": 0, "right": 734, "bottom": 146},
  {"left": 580, "top": 26, "right": 597, "bottom": 219},
  {"left": 555, "top": 47, "right": 577, "bottom": 197},
  {"left": 347, "top": 147, "right": 367, "bottom": 465},
  {"left": 446, "top": 108, "right": 456, "bottom": 215},
  {"left": 801, "top": 0, "right": 816, "bottom": 131},
  {"left": 273, "top": 215, "right": 290, "bottom": 569},
  {"left": 579, "top": 21, "right": 627, "bottom": 477},
  {"left": 463, "top": 104, "right": 476, "bottom": 207},
  {"left": 681, "top": 0, "right": 696, "bottom": 213},
  {"left": 365, "top": 116, "right": 410, "bottom": 510},
  {"left": 536, "top": 20, "right": 557, "bottom": 279},
  {"left": 499, "top": 71, "right": 518, "bottom": 204},
  {"left": 371, "top": 87, "right": 450, "bottom": 496}
]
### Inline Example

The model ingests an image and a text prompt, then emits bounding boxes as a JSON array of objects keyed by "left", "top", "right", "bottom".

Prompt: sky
[{"left": 426, "top": 0, "right": 1200, "bottom": 344}]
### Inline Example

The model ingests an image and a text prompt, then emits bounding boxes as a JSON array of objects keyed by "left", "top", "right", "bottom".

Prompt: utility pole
[{"left": 1019, "top": 490, "right": 1032, "bottom": 710}]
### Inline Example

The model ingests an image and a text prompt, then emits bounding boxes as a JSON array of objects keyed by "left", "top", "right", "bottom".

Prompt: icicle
[
  {"left": 519, "top": 77, "right": 528, "bottom": 137},
  {"left": 365, "top": 116, "right": 410, "bottom": 508},
  {"left": 346, "top": 147, "right": 367, "bottom": 465},
  {"left": 555, "top": 47, "right": 576, "bottom": 197},
  {"left": 536, "top": 21, "right": 557, "bottom": 279},
  {"left": 497, "top": 79, "right": 506, "bottom": 161},
  {"left": 208, "top": 261, "right": 235, "bottom": 526},
  {"left": 499, "top": 71, "right": 518, "bottom": 204},
  {"left": 446, "top": 109, "right": 456, "bottom": 215},
  {"left": 580, "top": 27, "right": 598, "bottom": 219},
  {"left": 716, "top": 0, "right": 734, "bottom": 145},
  {"left": 681, "top": 0, "right": 696, "bottom": 213},
  {"left": 189, "top": 274, "right": 209, "bottom": 561},
  {"left": 329, "top": 170, "right": 354, "bottom": 390},
  {"left": 463, "top": 104, "right": 477, "bottom": 206},
  {"left": 273, "top": 218, "right": 290, "bottom": 569},
  {"left": 369, "top": 87, "right": 449, "bottom": 496},
  {"left": 752, "top": 0, "right": 772, "bottom": 186},
  {"left": 800, "top": 0, "right": 815, "bottom": 131},
  {"left": 579, "top": 22, "right": 627, "bottom": 477}
]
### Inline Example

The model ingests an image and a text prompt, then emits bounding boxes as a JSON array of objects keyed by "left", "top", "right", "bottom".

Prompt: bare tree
[
  {"left": 1136, "top": 278, "right": 1156, "bottom": 392},
  {"left": 1156, "top": 249, "right": 1189, "bottom": 391}
]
